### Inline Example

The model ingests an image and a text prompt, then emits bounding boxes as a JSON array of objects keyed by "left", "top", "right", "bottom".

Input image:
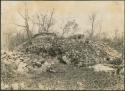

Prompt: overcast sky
[{"left": 1, "top": 1, "right": 124, "bottom": 48}]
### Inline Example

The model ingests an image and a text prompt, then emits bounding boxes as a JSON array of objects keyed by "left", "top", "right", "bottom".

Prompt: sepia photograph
[{"left": 1, "top": 1, "right": 124, "bottom": 90}]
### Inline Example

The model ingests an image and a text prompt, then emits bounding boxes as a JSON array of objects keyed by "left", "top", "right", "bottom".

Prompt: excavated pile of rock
[
  {"left": 2, "top": 36, "right": 123, "bottom": 81},
  {"left": 17, "top": 35, "right": 122, "bottom": 68}
]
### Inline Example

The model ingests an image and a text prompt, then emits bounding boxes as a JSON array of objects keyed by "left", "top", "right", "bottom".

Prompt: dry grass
[{"left": 1, "top": 63, "right": 124, "bottom": 90}]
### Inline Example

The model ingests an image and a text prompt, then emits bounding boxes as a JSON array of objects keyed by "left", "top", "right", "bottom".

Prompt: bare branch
[{"left": 17, "top": 10, "right": 26, "bottom": 20}]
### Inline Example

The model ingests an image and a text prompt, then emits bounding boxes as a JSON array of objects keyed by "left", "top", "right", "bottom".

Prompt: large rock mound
[{"left": 15, "top": 33, "right": 122, "bottom": 67}]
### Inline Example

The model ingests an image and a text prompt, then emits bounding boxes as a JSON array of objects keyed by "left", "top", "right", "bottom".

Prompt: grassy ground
[{"left": 1, "top": 63, "right": 124, "bottom": 90}]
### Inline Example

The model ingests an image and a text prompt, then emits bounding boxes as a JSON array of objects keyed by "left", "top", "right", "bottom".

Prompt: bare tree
[
  {"left": 89, "top": 13, "right": 97, "bottom": 39},
  {"left": 15, "top": 3, "right": 32, "bottom": 44},
  {"left": 35, "top": 8, "right": 55, "bottom": 33},
  {"left": 62, "top": 19, "right": 79, "bottom": 37},
  {"left": 46, "top": 9, "right": 55, "bottom": 32}
]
